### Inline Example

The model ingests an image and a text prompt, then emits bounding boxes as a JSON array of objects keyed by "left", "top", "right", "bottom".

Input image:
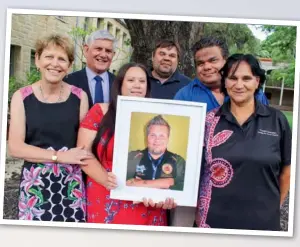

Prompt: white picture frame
[{"left": 110, "top": 96, "right": 207, "bottom": 207}]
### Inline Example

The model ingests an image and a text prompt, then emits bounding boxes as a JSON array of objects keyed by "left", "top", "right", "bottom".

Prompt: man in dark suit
[{"left": 65, "top": 30, "right": 116, "bottom": 108}]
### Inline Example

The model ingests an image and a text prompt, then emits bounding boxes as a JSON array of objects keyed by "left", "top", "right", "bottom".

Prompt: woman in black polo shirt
[{"left": 195, "top": 54, "right": 292, "bottom": 231}]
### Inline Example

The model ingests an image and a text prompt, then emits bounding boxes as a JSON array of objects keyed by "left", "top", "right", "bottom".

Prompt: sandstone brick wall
[{"left": 10, "top": 14, "right": 131, "bottom": 80}]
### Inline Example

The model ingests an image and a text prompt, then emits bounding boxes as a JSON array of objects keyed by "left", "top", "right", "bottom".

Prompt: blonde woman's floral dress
[{"left": 17, "top": 85, "right": 86, "bottom": 222}]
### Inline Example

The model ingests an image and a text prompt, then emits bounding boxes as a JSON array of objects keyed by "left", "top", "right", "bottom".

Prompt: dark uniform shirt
[
  {"left": 197, "top": 100, "right": 292, "bottom": 230},
  {"left": 148, "top": 69, "right": 191, "bottom": 99},
  {"left": 127, "top": 148, "right": 186, "bottom": 191}
]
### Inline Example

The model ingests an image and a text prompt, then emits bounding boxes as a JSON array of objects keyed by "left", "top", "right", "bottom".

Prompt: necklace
[{"left": 39, "top": 82, "right": 64, "bottom": 103}]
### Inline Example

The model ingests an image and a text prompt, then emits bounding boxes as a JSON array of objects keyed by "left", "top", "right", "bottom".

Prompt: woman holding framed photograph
[{"left": 77, "top": 62, "right": 175, "bottom": 225}]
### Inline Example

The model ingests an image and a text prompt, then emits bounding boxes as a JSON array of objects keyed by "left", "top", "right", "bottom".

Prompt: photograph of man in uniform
[{"left": 126, "top": 115, "right": 186, "bottom": 191}]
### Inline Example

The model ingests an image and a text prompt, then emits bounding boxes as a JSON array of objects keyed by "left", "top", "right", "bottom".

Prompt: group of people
[{"left": 8, "top": 28, "right": 291, "bottom": 231}]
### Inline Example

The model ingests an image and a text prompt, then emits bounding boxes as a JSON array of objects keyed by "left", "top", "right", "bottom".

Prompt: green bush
[{"left": 8, "top": 69, "right": 41, "bottom": 105}]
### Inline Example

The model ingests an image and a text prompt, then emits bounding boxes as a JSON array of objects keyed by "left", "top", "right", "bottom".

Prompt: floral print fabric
[{"left": 18, "top": 147, "right": 86, "bottom": 222}]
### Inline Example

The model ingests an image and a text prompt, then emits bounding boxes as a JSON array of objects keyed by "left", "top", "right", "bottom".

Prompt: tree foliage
[
  {"left": 124, "top": 20, "right": 261, "bottom": 77},
  {"left": 8, "top": 69, "right": 41, "bottom": 105},
  {"left": 68, "top": 20, "right": 132, "bottom": 72},
  {"left": 202, "top": 23, "right": 261, "bottom": 55},
  {"left": 68, "top": 23, "right": 98, "bottom": 70},
  {"left": 260, "top": 25, "right": 296, "bottom": 87},
  {"left": 124, "top": 19, "right": 204, "bottom": 77}
]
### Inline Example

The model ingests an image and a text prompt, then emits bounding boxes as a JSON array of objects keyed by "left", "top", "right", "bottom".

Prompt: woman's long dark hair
[
  {"left": 92, "top": 62, "right": 151, "bottom": 159},
  {"left": 220, "top": 53, "right": 266, "bottom": 96}
]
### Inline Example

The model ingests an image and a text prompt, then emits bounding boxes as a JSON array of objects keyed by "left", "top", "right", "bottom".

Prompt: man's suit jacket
[{"left": 64, "top": 68, "right": 116, "bottom": 109}]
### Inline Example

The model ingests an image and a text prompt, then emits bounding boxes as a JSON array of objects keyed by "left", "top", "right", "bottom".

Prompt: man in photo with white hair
[{"left": 65, "top": 30, "right": 116, "bottom": 108}]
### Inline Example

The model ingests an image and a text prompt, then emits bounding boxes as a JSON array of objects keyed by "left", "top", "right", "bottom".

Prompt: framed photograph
[{"left": 110, "top": 96, "right": 207, "bottom": 207}]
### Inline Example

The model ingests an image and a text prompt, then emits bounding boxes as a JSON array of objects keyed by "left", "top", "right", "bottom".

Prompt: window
[
  {"left": 122, "top": 33, "right": 128, "bottom": 48},
  {"left": 116, "top": 28, "right": 121, "bottom": 47},
  {"left": 30, "top": 50, "right": 36, "bottom": 72},
  {"left": 97, "top": 18, "right": 104, "bottom": 29},
  {"left": 84, "top": 17, "right": 91, "bottom": 31},
  {"left": 9, "top": 45, "right": 16, "bottom": 77},
  {"left": 9, "top": 45, "right": 21, "bottom": 77},
  {"left": 107, "top": 22, "right": 113, "bottom": 35}
]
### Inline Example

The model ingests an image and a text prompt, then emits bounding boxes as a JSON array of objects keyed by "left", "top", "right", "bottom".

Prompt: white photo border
[{"left": 0, "top": 8, "right": 299, "bottom": 238}]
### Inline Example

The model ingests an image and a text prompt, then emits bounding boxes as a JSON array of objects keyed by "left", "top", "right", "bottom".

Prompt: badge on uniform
[
  {"left": 136, "top": 164, "right": 146, "bottom": 175},
  {"left": 162, "top": 163, "right": 173, "bottom": 175}
]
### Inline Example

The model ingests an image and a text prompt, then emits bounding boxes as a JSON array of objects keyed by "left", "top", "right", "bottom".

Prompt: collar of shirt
[
  {"left": 216, "top": 99, "right": 271, "bottom": 123},
  {"left": 189, "top": 78, "right": 221, "bottom": 111},
  {"left": 85, "top": 66, "right": 109, "bottom": 84},
  {"left": 190, "top": 77, "right": 214, "bottom": 91},
  {"left": 148, "top": 68, "right": 182, "bottom": 84},
  {"left": 147, "top": 151, "right": 165, "bottom": 165}
]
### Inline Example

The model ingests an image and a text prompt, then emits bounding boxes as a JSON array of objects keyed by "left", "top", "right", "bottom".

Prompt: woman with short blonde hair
[{"left": 9, "top": 34, "right": 90, "bottom": 222}]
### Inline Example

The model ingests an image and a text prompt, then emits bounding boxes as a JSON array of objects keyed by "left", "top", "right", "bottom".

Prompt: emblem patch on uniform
[
  {"left": 136, "top": 164, "right": 146, "bottom": 174},
  {"left": 162, "top": 163, "right": 173, "bottom": 175}
]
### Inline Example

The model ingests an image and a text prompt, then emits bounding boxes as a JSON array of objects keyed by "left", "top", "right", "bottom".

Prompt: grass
[{"left": 282, "top": 111, "right": 293, "bottom": 129}]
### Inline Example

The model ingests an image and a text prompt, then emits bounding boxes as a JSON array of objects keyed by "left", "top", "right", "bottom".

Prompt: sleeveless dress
[
  {"left": 18, "top": 85, "right": 86, "bottom": 222},
  {"left": 80, "top": 104, "right": 167, "bottom": 225}
]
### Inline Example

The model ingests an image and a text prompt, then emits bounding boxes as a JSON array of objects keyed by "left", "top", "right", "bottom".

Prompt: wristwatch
[{"left": 51, "top": 151, "right": 58, "bottom": 163}]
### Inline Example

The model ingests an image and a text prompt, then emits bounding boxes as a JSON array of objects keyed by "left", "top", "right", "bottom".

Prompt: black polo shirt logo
[{"left": 258, "top": 129, "right": 279, "bottom": 137}]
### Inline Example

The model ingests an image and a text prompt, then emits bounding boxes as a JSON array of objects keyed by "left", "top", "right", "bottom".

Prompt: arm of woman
[
  {"left": 278, "top": 111, "right": 292, "bottom": 207},
  {"left": 77, "top": 103, "right": 117, "bottom": 189},
  {"left": 8, "top": 90, "right": 90, "bottom": 165},
  {"left": 79, "top": 90, "right": 89, "bottom": 122},
  {"left": 77, "top": 128, "right": 116, "bottom": 188},
  {"left": 279, "top": 165, "right": 290, "bottom": 206}
]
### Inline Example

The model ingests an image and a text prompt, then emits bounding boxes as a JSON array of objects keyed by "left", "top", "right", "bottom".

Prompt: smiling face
[
  {"left": 121, "top": 66, "right": 148, "bottom": 97},
  {"left": 152, "top": 46, "right": 178, "bottom": 79},
  {"left": 35, "top": 44, "right": 71, "bottom": 84},
  {"left": 194, "top": 46, "right": 226, "bottom": 88},
  {"left": 83, "top": 39, "right": 115, "bottom": 74},
  {"left": 147, "top": 125, "right": 169, "bottom": 157},
  {"left": 225, "top": 61, "right": 259, "bottom": 104}
]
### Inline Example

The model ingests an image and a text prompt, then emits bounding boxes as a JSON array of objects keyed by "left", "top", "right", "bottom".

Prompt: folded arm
[
  {"left": 126, "top": 177, "right": 174, "bottom": 189},
  {"left": 8, "top": 88, "right": 90, "bottom": 165}
]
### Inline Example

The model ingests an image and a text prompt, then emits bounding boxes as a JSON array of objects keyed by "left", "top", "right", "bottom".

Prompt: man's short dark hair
[
  {"left": 153, "top": 39, "right": 181, "bottom": 60},
  {"left": 191, "top": 36, "right": 229, "bottom": 59}
]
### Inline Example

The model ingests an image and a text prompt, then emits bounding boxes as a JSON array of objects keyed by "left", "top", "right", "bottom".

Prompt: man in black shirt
[
  {"left": 126, "top": 115, "right": 186, "bottom": 191},
  {"left": 149, "top": 40, "right": 191, "bottom": 99}
]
